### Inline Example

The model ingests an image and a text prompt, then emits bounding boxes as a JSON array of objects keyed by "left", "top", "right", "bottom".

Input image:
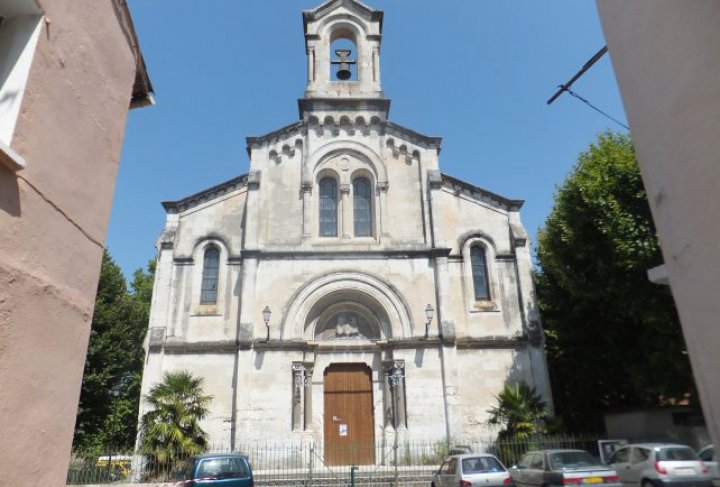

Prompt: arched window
[
  {"left": 353, "top": 177, "right": 372, "bottom": 237},
  {"left": 200, "top": 246, "right": 220, "bottom": 304},
  {"left": 319, "top": 177, "right": 338, "bottom": 237},
  {"left": 471, "top": 246, "right": 490, "bottom": 300}
]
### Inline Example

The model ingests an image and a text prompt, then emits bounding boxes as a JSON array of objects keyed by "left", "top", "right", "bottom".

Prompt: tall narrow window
[
  {"left": 471, "top": 246, "right": 490, "bottom": 300},
  {"left": 200, "top": 246, "right": 220, "bottom": 304},
  {"left": 319, "top": 177, "right": 338, "bottom": 237},
  {"left": 353, "top": 177, "right": 372, "bottom": 237}
]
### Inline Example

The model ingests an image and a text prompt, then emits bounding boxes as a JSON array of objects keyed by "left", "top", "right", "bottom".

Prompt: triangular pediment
[{"left": 303, "top": 0, "right": 383, "bottom": 34}]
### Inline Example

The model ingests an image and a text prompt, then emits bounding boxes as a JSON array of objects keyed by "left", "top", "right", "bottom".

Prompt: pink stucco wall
[{"left": 0, "top": 1, "right": 141, "bottom": 485}]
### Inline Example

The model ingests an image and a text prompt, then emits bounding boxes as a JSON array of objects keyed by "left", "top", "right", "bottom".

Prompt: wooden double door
[{"left": 323, "top": 363, "right": 375, "bottom": 466}]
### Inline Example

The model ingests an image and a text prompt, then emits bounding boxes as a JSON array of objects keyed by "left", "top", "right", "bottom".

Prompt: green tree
[
  {"left": 73, "top": 250, "right": 155, "bottom": 452},
  {"left": 536, "top": 132, "right": 693, "bottom": 432},
  {"left": 487, "top": 381, "right": 548, "bottom": 440},
  {"left": 139, "top": 370, "right": 212, "bottom": 467}
]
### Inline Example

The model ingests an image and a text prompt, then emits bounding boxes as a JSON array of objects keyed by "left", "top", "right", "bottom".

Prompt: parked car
[
  {"left": 433, "top": 454, "right": 513, "bottom": 487},
  {"left": 697, "top": 445, "right": 718, "bottom": 487},
  {"left": 170, "top": 453, "right": 253, "bottom": 487},
  {"left": 607, "top": 443, "right": 711, "bottom": 487},
  {"left": 509, "top": 449, "right": 621, "bottom": 487}
]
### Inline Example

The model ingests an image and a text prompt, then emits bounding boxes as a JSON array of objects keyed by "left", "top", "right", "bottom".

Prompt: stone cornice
[
  {"left": 162, "top": 175, "right": 248, "bottom": 214},
  {"left": 154, "top": 335, "right": 527, "bottom": 354},
  {"left": 298, "top": 98, "right": 391, "bottom": 119},
  {"left": 441, "top": 173, "right": 524, "bottom": 211},
  {"left": 240, "top": 248, "right": 451, "bottom": 260},
  {"left": 246, "top": 121, "right": 305, "bottom": 157},
  {"left": 455, "top": 336, "right": 528, "bottom": 350},
  {"left": 386, "top": 122, "right": 443, "bottom": 151},
  {"left": 172, "top": 248, "right": 451, "bottom": 265},
  {"left": 246, "top": 115, "right": 443, "bottom": 154}
]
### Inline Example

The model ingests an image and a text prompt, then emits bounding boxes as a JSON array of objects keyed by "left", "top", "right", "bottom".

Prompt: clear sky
[{"left": 109, "top": 0, "right": 628, "bottom": 277}]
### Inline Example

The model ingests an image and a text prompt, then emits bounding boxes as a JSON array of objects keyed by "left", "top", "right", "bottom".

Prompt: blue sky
[{"left": 109, "top": 0, "right": 627, "bottom": 277}]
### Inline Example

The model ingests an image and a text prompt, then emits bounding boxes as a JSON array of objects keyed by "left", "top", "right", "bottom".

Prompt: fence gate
[{"left": 323, "top": 363, "right": 375, "bottom": 466}]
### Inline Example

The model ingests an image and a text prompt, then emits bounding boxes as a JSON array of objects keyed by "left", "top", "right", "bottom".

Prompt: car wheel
[{"left": 642, "top": 480, "right": 654, "bottom": 487}]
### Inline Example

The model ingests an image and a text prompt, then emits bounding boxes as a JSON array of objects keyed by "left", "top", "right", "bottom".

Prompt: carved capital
[
  {"left": 148, "top": 327, "right": 166, "bottom": 348},
  {"left": 301, "top": 181, "right": 313, "bottom": 193},
  {"left": 159, "top": 228, "right": 176, "bottom": 249},
  {"left": 384, "top": 359, "right": 405, "bottom": 388},
  {"left": 248, "top": 169, "right": 261, "bottom": 190},
  {"left": 340, "top": 183, "right": 351, "bottom": 194},
  {"left": 377, "top": 181, "right": 389, "bottom": 193},
  {"left": 428, "top": 170, "right": 443, "bottom": 190},
  {"left": 527, "top": 319, "right": 544, "bottom": 347}
]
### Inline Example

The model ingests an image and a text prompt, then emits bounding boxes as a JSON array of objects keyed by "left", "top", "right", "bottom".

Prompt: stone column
[
  {"left": 383, "top": 360, "right": 406, "bottom": 429},
  {"left": 292, "top": 363, "right": 305, "bottom": 431},
  {"left": 307, "top": 48, "right": 315, "bottom": 84},
  {"left": 340, "top": 183, "right": 351, "bottom": 239},
  {"left": 303, "top": 363, "right": 314, "bottom": 431},
  {"left": 301, "top": 181, "right": 313, "bottom": 239},
  {"left": 237, "top": 255, "right": 257, "bottom": 342},
  {"left": 378, "top": 181, "right": 389, "bottom": 240}
]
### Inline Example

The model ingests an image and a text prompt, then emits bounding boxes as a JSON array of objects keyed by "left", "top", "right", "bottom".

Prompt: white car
[
  {"left": 433, "top": 454, "right": 513, "bottom": 487},
  {"left": 698, "top": 445, "right": 718, "bottom": 487},
  {"left": 608, "top": 443, "right": 711, "bottom": 487}
]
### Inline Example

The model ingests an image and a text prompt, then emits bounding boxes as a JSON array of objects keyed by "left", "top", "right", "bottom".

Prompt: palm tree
[
  {"left": 486, "top": 381, "right": 548, "bottom": 440},
  {"left": 139, "top": 370, "right": 212, "bottom": 473}
]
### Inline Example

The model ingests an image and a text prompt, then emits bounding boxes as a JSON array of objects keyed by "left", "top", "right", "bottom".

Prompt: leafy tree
[
  {"left": 73, "top": 250, "right": 155, "bottom": 452},
  {"left": 536, "top": 132, "right": 693, "bottom": 432},
  {"left": 486, "top": 381, "right": 549, "bottom": 440},
  {"left": 139, "top": 370, "right": 212, "bottom": 467}
]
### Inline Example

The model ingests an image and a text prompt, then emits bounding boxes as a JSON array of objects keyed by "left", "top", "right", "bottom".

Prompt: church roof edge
[
  {"left": 441, "top": 173, "right": 524, "bottom": 211},
  {"left": 162, "top": 174, "right": 249, "bottom": 214}
]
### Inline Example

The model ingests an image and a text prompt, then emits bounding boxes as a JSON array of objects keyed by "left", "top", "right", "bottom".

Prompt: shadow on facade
[{"left": 0, "top": 166, "right": 21, "bottom": 217}]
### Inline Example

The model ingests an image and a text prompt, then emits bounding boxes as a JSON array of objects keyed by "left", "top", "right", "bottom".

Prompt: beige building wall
[
  {"left": 596, "top": 0, "right": 720, "bottom": 449},
  {"left": 0, "top": 1, "right": 151, "bottom": 485}
]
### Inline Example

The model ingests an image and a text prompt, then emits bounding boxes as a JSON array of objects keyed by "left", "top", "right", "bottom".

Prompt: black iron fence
[{"left": 67, "top": 435, "right": 602, "bottom": 485}]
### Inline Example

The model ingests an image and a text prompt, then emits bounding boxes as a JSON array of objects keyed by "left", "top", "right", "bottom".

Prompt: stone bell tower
[{"left": 301, "top": 0, "right": 386, "bottom": 117}]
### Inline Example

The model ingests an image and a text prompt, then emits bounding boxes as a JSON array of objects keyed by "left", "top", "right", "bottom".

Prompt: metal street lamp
[
  {"left": 262, "top": 305, "right": 271, "bottom": 341},
  {"left": 424, "top": 304, "right": 434, "bottom": 339}
]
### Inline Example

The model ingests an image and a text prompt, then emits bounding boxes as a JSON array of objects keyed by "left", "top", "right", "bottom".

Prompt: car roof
[
  {"left": 193, "top": 453, "right": 249, "bottom": 460},
  {"left": 449, "top": 454, "right": 501, "bottom": 460},
  {"left": 626, "top": 443, "right": 692, "bottom": 449},
  {"left": 524, "top": 449, "right": 590, "bottom": 454}
]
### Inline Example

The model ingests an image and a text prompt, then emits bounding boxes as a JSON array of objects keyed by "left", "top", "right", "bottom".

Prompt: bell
[
  {"left": 336, "top": 63, "right": 352, "bottom": 81},
  {"left": 332, "top": 49, "right": 356, "bottom": 81}
]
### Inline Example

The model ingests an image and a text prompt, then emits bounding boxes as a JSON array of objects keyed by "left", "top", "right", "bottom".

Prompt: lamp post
[
  {"left": 424, "top": 304, "right": 434, "bottom": 339},
  {"left": 262, "top": 305, "right": 271, "bottom": 341}
]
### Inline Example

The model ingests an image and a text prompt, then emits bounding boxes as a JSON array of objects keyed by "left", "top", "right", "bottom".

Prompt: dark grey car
[{"left": 510, "top": 450, "right": 622, "bottom": 487}]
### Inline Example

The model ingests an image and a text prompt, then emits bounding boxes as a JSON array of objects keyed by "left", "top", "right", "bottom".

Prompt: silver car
[
  {"left": 608, "top": 443, "right": 711, "bottom": 487},
  {"left": 698, "top": 445, "right": 718, "bottom": 487},
  {"left": 433, "top": 454, "right": 513, "bottom": 487},
  {"left": 510, "top": 449, "right": 621, "bottom": 487}
]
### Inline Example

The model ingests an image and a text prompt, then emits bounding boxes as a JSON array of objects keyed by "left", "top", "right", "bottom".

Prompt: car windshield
[
  {"left": 657, "top": 448, "right": 697, "bottom": 461},
  {"left": 462, "top": 456, "right": 505, "bottom": 473},
  {"left": 197, "top": 457, "right": 249, "bottom": 479},
  {"left": 549, "top": 452, "right": 600, "bottom": 470}
]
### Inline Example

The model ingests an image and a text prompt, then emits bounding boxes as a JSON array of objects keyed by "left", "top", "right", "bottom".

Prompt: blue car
[{"left": 173, "top": 453, "right": 253, "bottom": 487}]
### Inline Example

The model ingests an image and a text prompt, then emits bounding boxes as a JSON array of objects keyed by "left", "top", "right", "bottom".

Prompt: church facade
[{"left": 139, "top": 0, "right": 552, "bottom": 463}]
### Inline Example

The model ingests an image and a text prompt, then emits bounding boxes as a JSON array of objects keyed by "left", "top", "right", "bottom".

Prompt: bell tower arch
[{"left": 302, "top": 0, "right": 384, "bottom": 102}]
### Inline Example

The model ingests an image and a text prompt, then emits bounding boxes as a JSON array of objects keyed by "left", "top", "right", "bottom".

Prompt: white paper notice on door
[{"left": 339, "top": 424, "right": 348, "bottom": 436}]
